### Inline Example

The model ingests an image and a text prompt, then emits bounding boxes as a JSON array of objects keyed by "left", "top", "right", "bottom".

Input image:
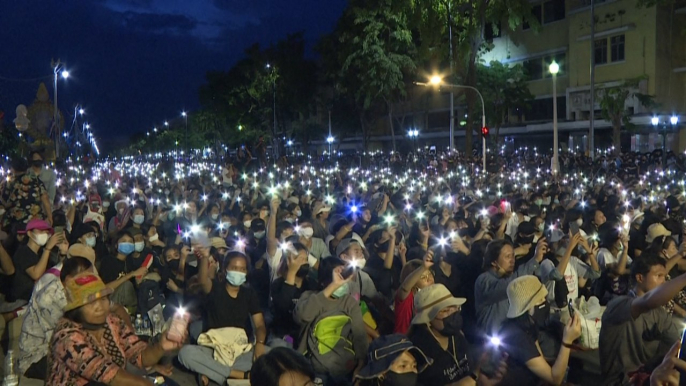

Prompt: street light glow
[
  {"left": 651, "top": 117, "right": 660, "bottom": 126},
  {"left": 181, "top": 111, "right": 187, "bottom": 117},
  {"left": 671, "top": 116, "right": 679, "bottom": 125},
  {"left": 79, "top": 108, "right": 84, "bottom": 115},
  {"left": 429, "top": 75, "right": 442, "bottom": 86},
  {"left": 549, "top": 61, "right": 559, "bottom": 75},
  {"left": 61, "top": 70, "right": 70, "bottom": 79},
  {"left": 164, "top": 121, "right": 169, "bottom": 126},
  {"left": 327, "top": 136, "right": 334, "bottom": 144}
]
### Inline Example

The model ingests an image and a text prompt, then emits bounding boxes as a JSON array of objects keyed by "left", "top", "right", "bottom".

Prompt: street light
[
  {"left": 181, "top": 111, "right": 188, "bottom": 158},
  {"left": 52, "top": 59, "right": 70, "bottom": 159},
  {"left": 651, "top": 116, "right": 660, "bottom": 126},
  {"left": 549, "top": 61, "right": 560, "bottom": 175},
  {"left": 327, "top": 135, "right": 334, "bottom": 159},
  {"left": 418, "top": 76, "right": 487, "bottom": 173},
  {"left": 671, "top": 116, "right": 679, "bottom": 125}
]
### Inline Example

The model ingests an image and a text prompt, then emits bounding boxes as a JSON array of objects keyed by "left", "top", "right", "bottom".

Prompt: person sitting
[
  {"left": 294, "top": 257, "right": 368, "bottom": 384},
  {"left": 18, "top": 250, "right": 93, "bottom": 379},
  {"left": 250, "top": 347, "right": 318, "bottom": 386},
  {"left": 100, "top": 231, "right": 148, "bottom": 310},
  {"left": 474, "top": 238, "right": 548, "bottom": 336},
  {"left": 497, "top": 275, "right": 581, "bottom": 386},
  {"left": 600, "top": 255, "right": 683, "bottom": 385},
  {"left": 394, "top": 251, "right": 435, "bottom": 335},
  {"left": 48, "top": 272, "right": 185, "bottom": 385},
  {"left": 355, "top": 334, "right": 432, "bottom": 386},
  {"left": 178, "top": 249, "right": 266, "bottom": 385}
]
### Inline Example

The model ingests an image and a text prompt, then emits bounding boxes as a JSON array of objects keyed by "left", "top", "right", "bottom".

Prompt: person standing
[
  {"left": 1, "top": 158, "right": 53, "bottom": 230},
  {"left": 28, "top": 151, "right": 56, "bottom": 206}
]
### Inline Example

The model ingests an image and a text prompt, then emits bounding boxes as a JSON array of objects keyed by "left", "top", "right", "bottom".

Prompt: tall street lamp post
[
  {"left": 181, "top": 111, "right": 188, "bottom": 159},
  {"left": 549, "top": 61, "right": 560, "bottom": 175},
  {"left": 51, "top": 59, "right": 69, "bottom": 159}
]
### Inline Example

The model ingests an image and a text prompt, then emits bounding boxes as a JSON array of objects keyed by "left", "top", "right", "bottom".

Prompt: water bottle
[
  {"left": 135, "top": 314, "right": 143, "bottom": 336},
  {"left": 151, "top": 313, "right": 160, "bottom": 336},
  {"left": 3, "top": 350, "right": 19, "bottom": 386},
  {"left": 144, "top": 315, "right": 151, "bottom": 336}
]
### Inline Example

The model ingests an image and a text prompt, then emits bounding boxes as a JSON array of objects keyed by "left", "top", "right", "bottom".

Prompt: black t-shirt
[
  {"left": 126, "top": 249, "right": 163, "bottom": 273},
  {"left": 12, "top": 245, "right": 47, "bottom": 301},
  {"left": 270, "top": 277, "right": 315, "bottom": 339},
  {"left": 100, "top": 254, "right": 129, "bottom": 284},
  {"left": 206, "top": 281, "right": 261, "bottom": 331},
  {"left": 409, "top": 326, "right": 472, "bottom": 385},
  {"left": 497, "top": 317, "right": 541, "bottom": 386},
  {"left": 432, "top": 260, "right": 461, "bottom": 298}
]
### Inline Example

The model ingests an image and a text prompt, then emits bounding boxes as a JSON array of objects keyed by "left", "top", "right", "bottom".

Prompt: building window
[
  {"left": 544, "top": 0, "right": 566, "bottom": 24},
  {"left": 524, "top": 58, "right": 543, "bottom": 80},
  {"left": 594, "top": 39, "right": 607, "bottom": 64},
  {"left": 523, "top": 4, "right": 542, "bottom": 30},
  {"left": 485, "top": 22, "right": 502, "bottom": 41},
  {"left": 611, "top": 35, "right": 625, "bottom": 62},
  {"left": 523, "top": 53, "right": 566, "bottom": 80}
]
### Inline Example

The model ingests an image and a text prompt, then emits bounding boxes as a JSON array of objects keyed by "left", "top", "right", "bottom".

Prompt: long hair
[{"left": 250, "top": 347, "right": 315, "bottom": 386}]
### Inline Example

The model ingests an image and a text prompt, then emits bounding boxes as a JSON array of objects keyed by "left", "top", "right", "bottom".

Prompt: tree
[
  {"left": 410, "top": 0, "right": 536, "bottom": 154},
  {"left": 476, "top": 61, "right": 533, "bottom": 145},
  {"left": 326, "top": 0, "right": 416, "bottom": 151},
  {"left": 597, "top": 76, "right": 655, "bottom": 154}
]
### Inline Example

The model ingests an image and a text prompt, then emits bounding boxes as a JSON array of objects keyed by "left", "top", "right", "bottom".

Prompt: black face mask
[
  {"left": 296, "top": 265, "right": 310, "bottom": 278},
  {"left": 532, "top": 302, "right": 550, "bottom": 329},
  {"left": 439, "top": 311, "right": 463, "bottom": 336},
  {"left": 518, "top": 235, "right": 534, "bottom": 245},
  {"left": 377, "top": 240, "right": 390, "bottom": 252},
  {"left": 31, "top": 160, "right": 43, "bottom": 168},
  {"left": 382, "top": 371, "right": 417, "bottom": 386},
  {"left": 168, "top": 259, "right": 181, "bottom": 271}
]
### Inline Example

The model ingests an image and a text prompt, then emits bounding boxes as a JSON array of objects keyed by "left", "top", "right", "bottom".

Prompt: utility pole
[
  {"left": 448, "top": 2, "right": 455, "bottom": 152},
  {"left": 589, "top": 0, "right": 596, "bottom": 160}
]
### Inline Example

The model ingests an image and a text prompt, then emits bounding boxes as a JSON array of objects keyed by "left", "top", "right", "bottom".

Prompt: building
[{"left": 385, "top": 0, "right": 686, "bottom": 155}]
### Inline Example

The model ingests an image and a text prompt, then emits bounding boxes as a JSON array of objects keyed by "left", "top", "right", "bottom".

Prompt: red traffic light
[{"left": 481, "top": 126, "right": 489, "bottom": 137}]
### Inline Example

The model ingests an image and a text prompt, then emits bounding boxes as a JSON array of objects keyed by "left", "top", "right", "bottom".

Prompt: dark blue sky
[{"left": 0, "top": 0, "right": 346, "bottom": 151}]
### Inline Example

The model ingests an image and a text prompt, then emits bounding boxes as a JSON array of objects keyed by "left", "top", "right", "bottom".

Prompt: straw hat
[
  {"left": 412, "top": 284, "right": 466, "bottom": 325},
  {"left": 506, "top": 275, "right": 548, "bottom": 318},
  {"left": 64, "top": 272, "right": 113, "bottom": 312}
]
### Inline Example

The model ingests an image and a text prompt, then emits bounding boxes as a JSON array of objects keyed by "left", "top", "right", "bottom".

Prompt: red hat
[{"left": 23, "top": 219, "right": 53, "bottom": 234}]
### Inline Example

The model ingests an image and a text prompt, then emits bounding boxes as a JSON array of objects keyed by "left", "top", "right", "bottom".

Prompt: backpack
[
  {"left": 137, "top": 279, "right": 165, "bottom": 316},
  {"left": 300, "top": 309, "right": 356, "bottom": 377}
]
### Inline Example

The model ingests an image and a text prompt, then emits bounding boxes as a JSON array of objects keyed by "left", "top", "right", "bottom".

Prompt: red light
[{"left": 481, "top": 127, "right": 489, "bottom": 136}]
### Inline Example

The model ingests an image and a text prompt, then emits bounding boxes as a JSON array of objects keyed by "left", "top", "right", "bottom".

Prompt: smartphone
[
  {"left": 569, "top": 221, "right": 580, "bottom": 236},
  {"left": 480, "top": 337, "right": 502, "bottom": 378},
  {"left": 167, "top": 310, "right": 190, "bottom": 343},
  {"left": 568, "top": 303, "right": 575, "bottom": 319},
  {"left": 54, "top": 226, "right": 65, "bottom": 234},
  {"left": 341, "top": 264, "right": 357, "bottom": 280}
]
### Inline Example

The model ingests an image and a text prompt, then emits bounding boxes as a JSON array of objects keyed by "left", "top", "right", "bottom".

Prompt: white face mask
[
  {"left": 295, "top": 209, "right": 302, "bottom": 217},
  {"left": 352, "top": 258, "right": 366, "bottom": 269},
  {"left": 33, "top": 232, "right": 49, "bottom": 247},
  {"left": 85, "top": 236, "right": 96, "bottom": 248},
  {"left": 133, "top": 214, "right": 145, "bottom": 224},
  {"left": 103, "top": 201, "right": 110, "bottom": 208},
  {"left": 576, "top": 219, "right": 583, "bottom": 227},
  {"left": 118, "top": 208, "right": 125, "bottom": 215},
  {"left": 298, "top": 227, "right": 314, "bottom": 239},
  {"left": 134, "top": 241, "right": 145, "bottom": 252},
  {"left": 244, "top": 220, "right": 252, "bottom": 229},
  {"left": 148, "top": 234, "right": 159, "bottom": 243},
  {"left": 211, "top": 214, "right": 219, "bottom": 220}
]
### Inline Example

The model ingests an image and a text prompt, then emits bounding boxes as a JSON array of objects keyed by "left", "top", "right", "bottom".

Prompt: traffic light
[{"left": 481, "top": 126, "right": 489, "bottom": 138}]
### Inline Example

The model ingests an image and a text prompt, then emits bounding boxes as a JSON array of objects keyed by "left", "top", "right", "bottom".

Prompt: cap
[
  {"left": 335, "top": 237, "right": 361, "bottom": 258},
  {"left": 72, "top": 223, "right": 95, "bottom": 241},
  {"left": 313, "top": 202, "right": 331, "bottom": 215},
  {"left": 211, "top": 237, "right": 228, "bottom": 250},
  {"left": 25, "top": 219, "right": 53, "bottom": 234},
  {"left": 412, "top": 284, "right": 466, "bottom": 325},
  {"left": 646, "top": 223, "right": 671, "bottom": 244},
  {"left": 356, "top": 334, "right": 432, "bottom": 379}
]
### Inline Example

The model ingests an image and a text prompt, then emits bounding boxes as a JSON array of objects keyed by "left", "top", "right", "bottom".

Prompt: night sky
[{"left": 0, "top": 0, "right": 346, "bottom": 152}]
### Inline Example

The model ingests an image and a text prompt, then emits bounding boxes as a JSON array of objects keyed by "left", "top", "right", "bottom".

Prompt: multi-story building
[{"left": 382, "top": 0, "right": 686, "bottom": 155}]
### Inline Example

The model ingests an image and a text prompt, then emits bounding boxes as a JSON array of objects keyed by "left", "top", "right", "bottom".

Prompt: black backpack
[{"left": 137, "top": 279, "right": 165, "bottom": 315}]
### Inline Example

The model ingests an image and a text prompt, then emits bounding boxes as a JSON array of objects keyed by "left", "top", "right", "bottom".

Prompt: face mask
[
  {"left": 576, "top": 218, "right": 583, "bottom": 227},
  {"left": 377, "top": 240, "right": 390, "bottom": 252},
  {"left": 134, "top": 241, "right": 145, "bottom": 252},
  {"left": 295, "top": 209, "right": 302, "bottom": 217},
  {"left": 31, "top": 160, "right": 43, "bottom": 168},
  {"left": 85, "top": 236, "right": 96, "bottom": 248},
  {"left": 299, "top": 227, "right": 314, "bottom": 238},
  {"left": 535, "top": 199, "right": 543, "bottom": 207},
  {"left": 352, "top": 258, "right": 366, "bottom": 269},
  {"left": 254, "top": 231, "right": 265, "bottom": 239},
  {"left": 296, "top": 265, "right": 310, "bottom": 278},
  {"left": 225, "top": 271, "right": 247, "bottom": 286},
  {"left": 168, "top": 259, "right": 181, "bottom": 271},
  {"left": 167, "top": 211, "right": 176, "bottom": 221},
  {"left": 164, "top": 190, "right": 170, "bottom": 195},
  {"left": 103, "top": 201, "right": 110, "bottom": 208},
  {"left": 33, "top": 233, "right": 49, "bottom": 246},
  {"left": 332, "top": 283, "right": 349, "bottom": 298},
  {"left": 211, "top": 213, "right": 219, "bottom": 220},
  {"left": 285, "top": 217, "right": 294, "bottom": 224},
  {"left": 537, "top": 223, "right": 545, "bottom": 233},
  {"left": 553, "top": 199, "right": 560, "bottom": 205},
  {"left": 382, "top": 371, "right": 418, "bottom": 386},
  {"left": 133, "top": 214, "right": 145, "bottom": 224},
  {"left": 244, "top": 221, "right": 252, "bottom": 229},
  {"left": 532, "top": 302, "right": 550, "bottom": 329},
  {"left": 438, "top": 311, "right": 463, "bottom": 336},
  {"left": 118, "top": 208, "right": 125, "bottom": 215},
  {"left": 118, "top": 242, "right": 135, "bottom": 255},
  {"left": 149, "top": 234, "right": 159, "bottom": 243}
]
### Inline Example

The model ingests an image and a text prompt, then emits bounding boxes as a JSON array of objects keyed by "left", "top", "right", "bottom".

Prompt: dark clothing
[
  {"left": 2, "top": 172, "right": 47, "bottom": 229},
  {"left": 270, "top": 277, "right": 315, "bottom": 339},
  {"left": 497, "top": 316, "right": 541, "bottom": 386},
  {"left": 409, "top": 326, "right": 472, "bottom": 386},
  {"left": 362, "top": 255, "right": 394, "bottom": 298},
  {"left": 432, "top": 262, "right": 461, "bottom": 298},
  {"left": 205, "top": 282, "right": 261, "bottom": 331},
  {"left": 12, "top": 245, "right": 51, "bottom": 301},
  {"left": 100, "top": 255, "right": 130, "bottom": 285}
]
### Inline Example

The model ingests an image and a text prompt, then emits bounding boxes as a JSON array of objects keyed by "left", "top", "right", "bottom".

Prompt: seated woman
[
  {"left": 48, "top": 272, "right": 184, "bottom": 385},
  {"left": 498, "top": 275, "right": 581, "bottom": 386},
  {"left": 355, "top": 334, "right": 431, "bottom": 386},
  {"left": 250, "top": 347, "right": 317, "bottom": 386}
]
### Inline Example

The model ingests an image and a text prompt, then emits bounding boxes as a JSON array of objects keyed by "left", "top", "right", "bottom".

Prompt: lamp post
[
  {"left": 327, "top": 135, "right": 334, "bottom": 159},
  {"left": 408, "top": 129, "right": 419, "bottom": 164},
  {"left": 51, "top": 59, "right": 69, "bottom": 159},
  {"left": 181, "top": 111, "right": 188, "bottom": 159},
  {"left": 549, "top": 61, "right": 560, "bottom": 175},
  {"left": 420, "top": 77, "right": 487, "bottom": 173}
]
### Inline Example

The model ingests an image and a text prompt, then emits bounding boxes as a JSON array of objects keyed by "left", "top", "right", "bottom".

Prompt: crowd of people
[{"left": 0, "top": 147, "right": 685, "bottom": 385}]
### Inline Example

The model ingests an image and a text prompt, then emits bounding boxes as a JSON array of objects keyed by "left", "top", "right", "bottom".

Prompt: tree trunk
[
  {"left": 387, "top": 101, "right": 396, "bottom": 152},
  {"left": 613, "top": 119, "right": 621, "bottom": 155},
  {"left": 465, "top": 60, "right": 478, "bottom": 155}
]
